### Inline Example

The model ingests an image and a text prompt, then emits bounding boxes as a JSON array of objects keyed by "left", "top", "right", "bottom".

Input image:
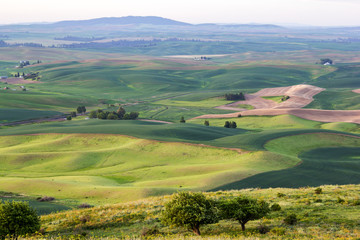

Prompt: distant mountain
[
  {"left": 51, "top": 16, "right": 192, "bottom": 27},
  {"left": 197, "top": 23, "right": 284, "bottom": 29}
]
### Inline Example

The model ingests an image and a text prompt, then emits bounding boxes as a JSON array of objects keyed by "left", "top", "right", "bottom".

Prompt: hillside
[
  {"left": 34, "top": 185, "right": 360, "bottom": 239},
  {"left": 51, "top": 16, "right": 192, "bottom": 27}
]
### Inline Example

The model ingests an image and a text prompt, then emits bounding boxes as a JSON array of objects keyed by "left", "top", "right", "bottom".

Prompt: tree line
[
  {"left": 225, "top": 92, "right": 245, "bottom": 101},
  {"left": 89, "top": 107, "right": 139, "bottom": 120}
]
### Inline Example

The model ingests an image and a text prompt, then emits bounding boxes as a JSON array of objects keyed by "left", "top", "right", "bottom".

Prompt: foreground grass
[{"left": 29, "top": 185, "right": 360, "bottom": 239}]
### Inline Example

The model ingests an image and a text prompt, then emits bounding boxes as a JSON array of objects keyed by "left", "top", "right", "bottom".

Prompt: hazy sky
[{"left": 1, "top": 0, "right": 360, "bottom": 26}]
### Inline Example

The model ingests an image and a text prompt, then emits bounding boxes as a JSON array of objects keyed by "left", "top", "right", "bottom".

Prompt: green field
[
  {"left": 0, "top": 133, "right": 298, "bottom": 205},
  {"left": 214, "top": 133, "right": 360, "bottom": 190}
]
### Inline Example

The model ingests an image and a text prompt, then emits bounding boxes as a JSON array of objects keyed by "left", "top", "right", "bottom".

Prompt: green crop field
[
  {"left": 0, "top": 133, "right": 298, "bottom": 205},
  {"left": 214, "top": 133, "right": 360, "bottom": 190}
]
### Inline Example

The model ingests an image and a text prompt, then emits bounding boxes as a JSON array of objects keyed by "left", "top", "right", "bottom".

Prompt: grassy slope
[
  {"left": 0, "top": 133, "right": 296, "bottom": 205},
  {"left": 0, "top": 108, "right": 62, "bottom": 123},
  {"left": 39, "top": 185, "right": 360, "bottom": 239}
]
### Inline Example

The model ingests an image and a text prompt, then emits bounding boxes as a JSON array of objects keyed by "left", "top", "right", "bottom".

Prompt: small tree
[
  {"left": 66, "top": 115, "right": 72, "bottom": 121},
  {"left": 224, "top": 121, "right": 230, "bottom": 128},
  {"left": 180, "top": 116, "right": 186, "bottom": 123},
  {"left": 89, "top": 110, "right": 97, "bottom": 119},
  {"left": 204, "top": 120, "right": 209, "bottom": 126},
  {"left": 97, "top": 112, "right": 107, "bottom": 119},
  {"left": 116, "top": 107, "right": 126, "bottom": 119},
  {"left": 70, "top": 112, "right": 77, "bottom": 117},
  {"left": 219, "top": 196, "right": 270, "bottom": 231},
  {"left": 107, "top": 113, "right": 119, "bottom": 120},
  {"left": 77, "top": 106, "right": 86, "bottom": 114},
  {"left": 0, "top": 201, "right": 40, "bottom": 240},
  {"left": 230, "top": 121, "right": 237, "bottom": 128},
  {"left": 129, "top": 112, "right": 139, "bottom": 120},
  {"left": 161, "top": 192, "right": 218, "bottom": 236}
]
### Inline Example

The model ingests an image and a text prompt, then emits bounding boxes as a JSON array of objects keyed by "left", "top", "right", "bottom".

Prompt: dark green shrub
[
  {"left": 337, "top": 197, "right": 345, "bottom": 204},
  {"left": 66, "top": 116, "right": 72, "bottom": 120},
  {"left": 257, "top": 224, "right": 270, "bottom": 234},
  {"left": 284, "top": 213, "right": 298, "bottom": 225},
  {"left": 350, "top": 199, "right": 360, "bottom": 206},
  {"left": 277, "top": 193, "right": 286, "bottom": 198},
  {"left": 0, "top": 201, "right": 40, "bottom": 240},
  {"left": 204, "top": 120, "right": 209, "bottom": 126},
  {"left": 180, "top": 116, "right": 186, "bottom": 123},
  {"left": 270, "top": 203, "right": 281, "bottom": 211},
  {"left": 314, "top": 187, "right": 322, "bottom": 194}
]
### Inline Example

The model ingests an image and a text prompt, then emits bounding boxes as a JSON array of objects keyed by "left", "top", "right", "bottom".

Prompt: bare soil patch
[
  {"left": 216, "top": 84, "right": 324, "bottom": 111},
  {"left": 352, "top": 89, "right": 360, "bottom": 94},
  {"left": 196, "top": 84, "right": 360, "bottom": 124}
]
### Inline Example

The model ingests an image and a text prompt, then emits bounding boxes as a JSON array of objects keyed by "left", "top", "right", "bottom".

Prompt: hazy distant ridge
[{"left": 52, "top": 16, "right": 192, "bottom": 27}]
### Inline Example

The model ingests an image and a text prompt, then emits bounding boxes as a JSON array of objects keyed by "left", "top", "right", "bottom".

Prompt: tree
[
  {"left": 129, "top": 112, "right": 139, "bottom": 120},
  {"left": 97, "top": 112, "right": 107, "bottom": 119},
  {"left": 66, "top": 116, "right": 72, "bottom": 120},
  {"left": 107, "top": 112, "right": 118, "bottom": 120},
  {"left": 224, "top": 121, "right": 230, "bottom": 128},
  {"left": 230, "top": 121, "right": 237, "bottom": 128},
  {"left": 180, "top": 116, "right": 186, "bottom": 123},
  {"left": 77, "top": 106, "right": 83, "bottom": 114},
  {"left": 161, "top": 192, "right": 218, "bottom": 236},
  {"left": 89, "top": 110, "right": 97, "bottom": 119},
  {"left": 76, "top": 106, "right": 86, "bottom": 114},
  {"left": 204, "top": 120, "right": 209, "bottom": 126},
  {"left": 116, "top": 107, "right": 126, "bottom": 119},
  {"left": 70, "top": 112, "right": 77, "bottom": 117},
  {"left": 0, "top": 201, "right": 40, "bottom": 240},
  {"left": 219, "top": 196, "right": 270, "bottom": 231}
]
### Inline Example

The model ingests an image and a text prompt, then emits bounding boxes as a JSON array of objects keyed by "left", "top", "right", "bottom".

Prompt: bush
[
  {"left": 0, "top": 201, "right": 40, "bottom": 239},
  {"left": 70, "top": 112, "right": 77, "bottom": 117},
  {"left": 283, "top": 213, "right": 298, "bottom": 225},
  {"left": 37, "top": 196, "right": 55, "bottom": 202},
  {"left": 337, "top": 197, "right": 345, "bottom": 204},
  {"left": 350, "top": 199, "right": 360, "bottom": 206},
  {"left": 180, "top": 116, "right": 186, "bottom": 123},
  {"left": 224, "top": 121, "right": 230, "bottom": 128},
  {"left": 237, "top": 114, "right": 242, "bottom": 117},
  {"left": 270, "top": 203, "right": 281, "bottom": 211},
  {"left": 277, "top": 193, "right": 286, "bottom": 198},
  {"left": 204, "top": 120, "right": 209, "bottom": 126},
  {"left": 257, "top": 224, "right": 270, "bottom": 234},
  {"left": 78, "top": 203, "right": 93, "bottom": 209},
  {"left": 161, "top": 192, "right": 218, "bottom": 236},
  {"left": 66, "top": 116, "right": 72, "bottom": 121},
  {"left": 271, "top": 227, "right": 286, "bottom": 236},
  {"left": 314, "top": 187, "right": 322, "bottom": 194}
]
